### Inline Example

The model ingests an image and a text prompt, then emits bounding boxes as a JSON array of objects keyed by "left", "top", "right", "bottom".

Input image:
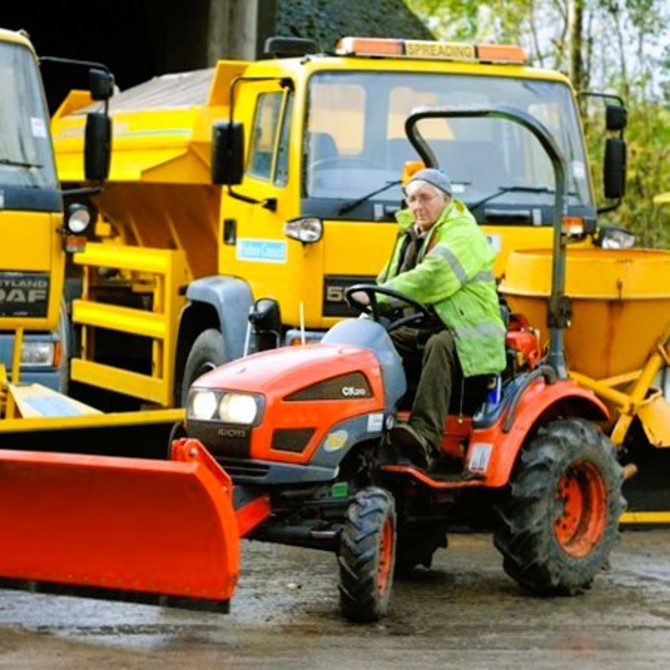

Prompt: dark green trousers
[{"left": 390, "top": 325, "right": 458, "bottom": 453}]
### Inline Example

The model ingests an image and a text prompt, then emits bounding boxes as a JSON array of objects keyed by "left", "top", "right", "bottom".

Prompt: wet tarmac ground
[{"left": 0, "top": 530, "right": 669, "bottom": 669}]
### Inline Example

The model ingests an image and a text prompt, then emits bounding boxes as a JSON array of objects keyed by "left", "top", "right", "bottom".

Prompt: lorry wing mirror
[
  {"left": 84, "top": 112, "right": 112, "bottom": 182},
  {"left": 603, "top": 137, "right": 626, "bottom": 200},
  {"left": 89, "top": 68, "right": 114, "bottom": 101},
  {"left": 212, "top": 121, "right": 244, "bottom": 186},
  {"left": 606, "top": 104, "right": 627, "bottom": 132}
]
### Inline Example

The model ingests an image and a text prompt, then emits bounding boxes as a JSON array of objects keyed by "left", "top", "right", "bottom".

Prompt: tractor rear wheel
[
  {"left": 338, "top": 487, "right": 396, "bottom": 622},
  {"left": 494, "top": 418, "right": 625, "bottom": 595}
]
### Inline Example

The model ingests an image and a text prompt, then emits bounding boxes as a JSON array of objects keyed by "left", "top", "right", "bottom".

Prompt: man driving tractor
[{"left": 352, "top": 168, "right": 506, "bottom": 469}]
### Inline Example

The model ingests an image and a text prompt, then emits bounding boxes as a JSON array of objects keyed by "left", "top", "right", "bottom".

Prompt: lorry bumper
[{"left": 0, "top": 438, "right": 270, "bottom": 611}]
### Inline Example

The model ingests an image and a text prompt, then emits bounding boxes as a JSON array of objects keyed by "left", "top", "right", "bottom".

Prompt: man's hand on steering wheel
[
  {"left": 348, "top": 290, "right": 370, "bottom": 307},
  {"left": 345, "top": 284, "right": 433, "bottom": 332}
]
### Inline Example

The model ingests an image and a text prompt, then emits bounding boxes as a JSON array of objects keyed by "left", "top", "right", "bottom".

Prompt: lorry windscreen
[
  {"left": 304, "top": 71, "right": 593, "bottom": 222},
  {"left": 0, "top": 42, "right": 57, "bottom": 190}
]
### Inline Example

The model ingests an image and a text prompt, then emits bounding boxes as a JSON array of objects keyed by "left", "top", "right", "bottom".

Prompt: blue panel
[{"left": 23, "top": 396, "right": 85, "bottom": 417}]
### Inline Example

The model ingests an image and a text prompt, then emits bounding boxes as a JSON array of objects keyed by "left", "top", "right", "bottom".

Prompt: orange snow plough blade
[{"left": 0, "top": 438, "right": 269, "bottom": 612}]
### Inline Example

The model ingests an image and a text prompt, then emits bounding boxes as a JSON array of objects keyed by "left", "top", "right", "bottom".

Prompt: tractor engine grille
[
  {"left": 186, "top": 421, "right": 251, "bottom": 458},
  {"left": 214, "top": 458, "right": 271, "bottom": 481}
]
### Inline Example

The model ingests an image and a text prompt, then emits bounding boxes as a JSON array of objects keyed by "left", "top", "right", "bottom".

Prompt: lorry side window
[
  {"left": 248, "top": 92, "right": 283, "bottom": 180},
  {"left": 274, "top": 93, "right": 293, "bottom": 187}
]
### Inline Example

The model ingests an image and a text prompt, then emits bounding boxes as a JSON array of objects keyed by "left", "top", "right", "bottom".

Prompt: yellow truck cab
[
  {"left": 0, "top": 27, "right": 112, "bottom": 407},
  {"left": 51, "top": 35, "right": 624, "bottom": 407},
  {"left": 0, "top": 29, "right": 66, "bottom": 388},
  {"left": 216, "top": 38, "right": 596, "bottom": 327}
]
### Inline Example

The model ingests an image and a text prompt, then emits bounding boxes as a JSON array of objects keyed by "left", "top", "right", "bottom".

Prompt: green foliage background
[{"left": 405, "top": 0, "right": 670, "bottom": 246}]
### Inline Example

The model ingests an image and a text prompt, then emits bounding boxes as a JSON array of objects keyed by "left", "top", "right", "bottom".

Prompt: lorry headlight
[
  {"left": 597, "top": 225, "right": 636, "bottom": 249},
  {"left": 66, "top": 203, "right": 92, "bottom": 234},
  {"left": 284, "top": 217, "right": 323, "bottom": 244},
  {"left": 189, "top": 390, "right": 218, "bottom": 420},
  {"left": 218, "top": 393, "right": 258, "bottom": 424},
  {"left": 21, "top": 341, "right": 56, "bottom": 367}
]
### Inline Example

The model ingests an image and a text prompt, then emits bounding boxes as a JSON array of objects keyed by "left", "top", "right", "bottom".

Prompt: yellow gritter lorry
[
  {"left": 0, "top": 27, "right": 183, "bottom": 457},
  {"left": 0, "top": 30, "right": 112, "bottom": 410},
  {"left": 49, "top": 36, "right": 618, "bottom": 412}
]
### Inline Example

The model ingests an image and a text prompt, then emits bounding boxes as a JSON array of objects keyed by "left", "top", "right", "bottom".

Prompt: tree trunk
[{"left": 569, "top": 0, "right": 585, "bottom": 91}]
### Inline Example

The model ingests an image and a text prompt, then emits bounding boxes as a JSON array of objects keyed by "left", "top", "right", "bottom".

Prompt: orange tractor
[{"left": 0, "top": 106, "right": 624, "bottom": 621}]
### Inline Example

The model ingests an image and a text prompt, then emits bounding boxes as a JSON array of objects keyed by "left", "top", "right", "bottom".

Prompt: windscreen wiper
[
  {"left": 0, "top": 158, "right": 42, "bottom": 169},
  {"left": 338, "top": 179, "right": 402, "bottom": 215},
  {"left": 467, "top": 184, "right": 585, "bottom": 210}
]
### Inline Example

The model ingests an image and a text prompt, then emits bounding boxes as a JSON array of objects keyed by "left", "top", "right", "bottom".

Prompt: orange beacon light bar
[{"left": 335, "top": 37, "right": 528, "bottom": 65}]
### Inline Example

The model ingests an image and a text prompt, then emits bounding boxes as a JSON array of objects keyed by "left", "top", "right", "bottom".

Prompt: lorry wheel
[
  {"left": 181, "top": 329, "right": 225, "bottom": 405},
  {"left": 338, "top": 487, "right": 396, "bottom": 622},
  {"left": 494, "top": 418, "right": 625, "bottom": 595}
]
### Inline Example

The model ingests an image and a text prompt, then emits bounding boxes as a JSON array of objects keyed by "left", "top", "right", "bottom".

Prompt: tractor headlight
[
  {"left": 218, "top": 393, "right": 258, "bottom": 424},
  {"left": 187, "top": 389, "right": 261, "bottom": 425},
  {"left": 189, "top": 389, "right": 218, "bottom": 421}
]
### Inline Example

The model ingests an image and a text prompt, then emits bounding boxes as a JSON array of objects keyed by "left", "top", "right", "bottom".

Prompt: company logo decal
[
  {"left": 236, "top": 238, "right": 287, "bottom": 264},
  {"left": 0, "top": 273, "right": 49, "bottom": 317},
  {"left": 218, "top": 427, "right": 248, "bottom": 439},
  {"left": 324, "top": 430, "right": 349, "bottom": 452},
  {"left": 341, "top": 386, "right": 367, "bottom": 397}
]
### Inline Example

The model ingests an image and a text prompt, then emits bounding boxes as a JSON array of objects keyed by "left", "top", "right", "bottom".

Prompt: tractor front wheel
[
  {"left": 338, "top": 487, "right": 396, "bottom": 622},
  {"left": 494, "top": 418, "right": 625, "bottom": 595}
]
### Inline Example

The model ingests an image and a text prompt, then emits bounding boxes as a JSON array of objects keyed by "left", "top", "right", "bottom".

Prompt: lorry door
[{"left": 219, "top": 80, "right": 309, "bottom": 327}]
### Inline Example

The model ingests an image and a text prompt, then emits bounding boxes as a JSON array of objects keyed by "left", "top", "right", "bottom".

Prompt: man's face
[{"left": 405, "top": 182, "right": 449, "bottom": 232}]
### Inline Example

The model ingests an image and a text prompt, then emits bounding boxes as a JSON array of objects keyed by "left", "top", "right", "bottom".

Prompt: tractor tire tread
[
  {"left": 494, "top": 418, "right": 625, "bottom": 596},
  {"left": 338, "top": 487, "right": 396, "bottom": 623}
]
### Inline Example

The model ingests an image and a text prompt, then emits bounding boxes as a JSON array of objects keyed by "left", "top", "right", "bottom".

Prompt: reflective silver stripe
[
  {"left": 428, "top": 244, "right": 468, "bottom": 284},
  {"left": 428, "top": 246, "right": 494, "bottom": 285},
  {"left": 470, "top": 271, "right": 495, "bottom": 284},
  {"left": 453, "top": 323, "right": 506, "bottom": 339}
]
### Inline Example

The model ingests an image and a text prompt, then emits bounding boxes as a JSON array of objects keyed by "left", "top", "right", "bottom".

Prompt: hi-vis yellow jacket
[{"left": 377, "top": 198, "right": 506, "bottom": 377}]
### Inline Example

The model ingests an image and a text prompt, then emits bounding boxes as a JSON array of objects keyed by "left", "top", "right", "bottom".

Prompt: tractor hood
[
  {"left": 193, "top": 318, "right": 407, "bottom": 407},
  {"left": 193, "top": 343, "right": 383, "bottom": 398}
]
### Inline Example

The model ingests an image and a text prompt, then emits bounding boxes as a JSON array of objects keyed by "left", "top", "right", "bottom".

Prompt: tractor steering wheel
[{"left": 345, "top": 284, "right": 434, "bottom": 333}]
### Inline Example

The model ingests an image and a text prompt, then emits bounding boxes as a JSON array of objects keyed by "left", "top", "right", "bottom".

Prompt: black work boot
[{"left": 390, "top": 423, "right": 434, "bottom": 470}]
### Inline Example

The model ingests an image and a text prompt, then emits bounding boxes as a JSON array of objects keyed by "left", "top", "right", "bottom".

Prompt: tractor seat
[{"left": 398, "top": 370, "right": 489, "bottom": 417}]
